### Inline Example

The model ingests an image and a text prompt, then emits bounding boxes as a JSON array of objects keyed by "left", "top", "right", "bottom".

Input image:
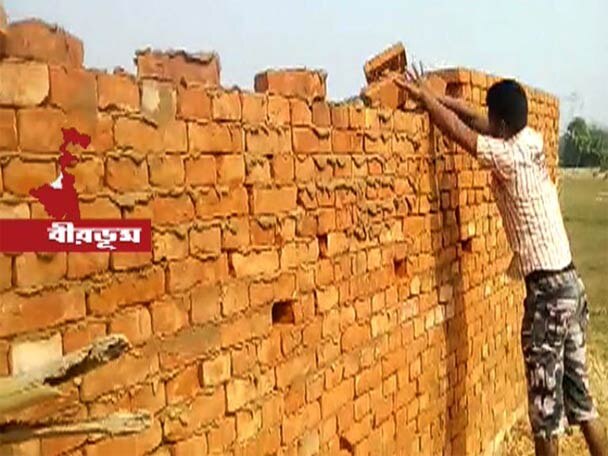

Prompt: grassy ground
[{"left": 501, "top": 174, "right": 608, "bottom": 455}]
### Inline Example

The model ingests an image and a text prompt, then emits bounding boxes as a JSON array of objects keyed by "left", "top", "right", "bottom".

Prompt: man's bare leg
[
  {"left": 581, "top": 419, "right": 608, "bottom": 456},
  {"left": 534, "top": 436, "right": 559, "bottom": 456}
]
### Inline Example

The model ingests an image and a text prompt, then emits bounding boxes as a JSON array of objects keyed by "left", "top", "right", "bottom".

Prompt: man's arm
[
  {"left": 437, "top": 95, "right": 491, "bottom": 135},
  {"left": 418, "top": 86, "right": 479, "bottom": 155}
]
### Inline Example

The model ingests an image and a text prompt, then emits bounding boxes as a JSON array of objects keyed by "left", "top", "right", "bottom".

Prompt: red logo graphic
[{"left": 0, "top": 128, "right": 151, "bottom": 253}]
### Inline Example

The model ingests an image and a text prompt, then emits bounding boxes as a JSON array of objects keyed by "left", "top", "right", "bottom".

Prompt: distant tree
[{"left": 559, "top": 117, "right": 608, "bottom": 169}]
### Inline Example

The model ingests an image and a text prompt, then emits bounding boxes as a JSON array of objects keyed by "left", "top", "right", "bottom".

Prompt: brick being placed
[{"left": 363, "top": 42, "right": 407, "bottom": 84}]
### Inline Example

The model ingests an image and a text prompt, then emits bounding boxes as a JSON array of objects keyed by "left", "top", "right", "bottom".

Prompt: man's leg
[
  {"left": 521, "top": 283, "right": 569, "bottom": 456},
  {"left": 533, "top": 436, "right": 560, "bottom": 456},
  {"left": 580, "top": 420, "right": 608, "bottom": 456},
  {"left": 563, "top": 276, "right": 608, "bottom": 456}
]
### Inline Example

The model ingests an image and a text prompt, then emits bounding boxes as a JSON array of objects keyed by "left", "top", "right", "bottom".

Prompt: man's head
[{"left": 486, "top": 79, "right": 528, "bottom": 139}]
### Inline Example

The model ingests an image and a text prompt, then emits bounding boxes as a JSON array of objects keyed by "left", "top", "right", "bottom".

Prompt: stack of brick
[{"left": 0, "top": 14, "right": 560, "bottom": 456}]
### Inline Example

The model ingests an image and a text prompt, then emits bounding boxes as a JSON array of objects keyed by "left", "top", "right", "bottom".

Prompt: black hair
[{"left": 486, "top": 79, "right": 528, "bottom": 134}]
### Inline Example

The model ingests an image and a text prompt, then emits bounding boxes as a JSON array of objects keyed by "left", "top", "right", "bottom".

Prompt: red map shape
[{"left": 29, "top": 128, "right": 91, "bottom": 220}]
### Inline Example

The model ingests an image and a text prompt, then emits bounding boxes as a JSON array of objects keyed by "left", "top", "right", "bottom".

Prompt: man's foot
[{"left": 581, "top": 419, "right": 608, "bottom": 456}]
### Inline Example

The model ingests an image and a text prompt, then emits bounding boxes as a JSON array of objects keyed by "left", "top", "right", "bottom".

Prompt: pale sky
[{"left": 5, "top": 0, "right": 608, "bottom": 131}]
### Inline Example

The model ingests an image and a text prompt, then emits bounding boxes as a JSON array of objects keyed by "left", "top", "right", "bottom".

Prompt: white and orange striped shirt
[{"left": 476, "top": 127, "right": 572, "bottom": 277}]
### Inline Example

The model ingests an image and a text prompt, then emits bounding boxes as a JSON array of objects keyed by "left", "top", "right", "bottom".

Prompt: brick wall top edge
[
  {"left": 135, "top": 48, "right": 219, "bottom": 65},
  {"left": 433, "top": 66, "right": 559, "bottom": 103},
  {"left": 3, "top": 18, "right": 84, "bottom": 67}
]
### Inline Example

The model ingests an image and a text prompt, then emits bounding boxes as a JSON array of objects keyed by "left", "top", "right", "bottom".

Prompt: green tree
[{"left": 559, "top": 117, "right": 608, "bottom": 169}]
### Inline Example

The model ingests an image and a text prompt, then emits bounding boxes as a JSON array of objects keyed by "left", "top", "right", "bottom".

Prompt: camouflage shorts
[{"left": 522, "top": 268, "right": 598, "bottom": 439}]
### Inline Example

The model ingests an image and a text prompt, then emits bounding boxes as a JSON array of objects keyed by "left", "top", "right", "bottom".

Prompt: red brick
[
  {"left": 212, "top": 90, "right": 242, "bottom": 121},
  {"left": 115, "top": 117, "right": 160, "bottom": 151},
  {"left": 0, "top": 255, "right": 12, "bottom": 291},
  {"left": 290, "top": 99, "right": 312, "bottom": 125},
  {"left": 185, "top": 155, "right": 216, "bottom": 186},
  {"left": 341, "top": 324, "right": 370, "bottom": 351},
  {"left": 106, "top": 156, "right": 149, "bottom": 192},
  {"left": 426, "top": 74, "right": 447, "bottom": 96},
  {"left": 230, "top": 250, "right": 279, "bottom": 278},
  {"left": 189, "top": 225, "right": 221, "bottom": 256},
  {"left": 150, "top": 296, "right": 189, "bottom": 336},
  {"left": 71, "top": 156, "right": 104, "bottom": 194},
  {"left": 330, "top": 104, "right": 349, "bottom": 128},
  {"left": 81, "top": 352, "right": 159, "bottom": 403},
  {"left": 231, "top": 343, "right": 258, "bottom": 376},
  {"left": 97, "top": 72, "right": 139, "bottom": 112},
  {"left": 252, "top": 187, "right": 297, "bottom": 214},
  {"left": 67, "top": 253, "right": 109, "bottom": 279},
  {"left": 220, "top": 311, "right": 271, "bottom": 348},
  {"left": 177, "top": 85, "right": 211, "bottom": 120},
  {"left": 151, "top": 194, "right": 195, "bottom": 224},
  {"left": 364, "top": 43, "right": 406, "bottom": 84},
  {"left": 49, "top": 66, "right": 96, "bottom": 112},
  {"left": 245, "top": 125, "right": 291, "bottom": 154},
  {"left": 222, "top": 217, "right": 249, "bottom": 251},
  {"left": 0, "top": 109, "right": 17, "bottom": 150},
  {"left": 293, "top": 127, "right": 331, "bottom": 153},
  {"left": 18, "top": 107, "right": 64, "bottom": 152},
  {"left": 111, "top": 250, "right": 153, "bottom": 272},
  {"left": 136, "top": 49, "right": 220, "bottom": 86},
  {"left": 140, "top": 79, "right": 176, "bottom": 126},
  {"left": 109, "top": 307, "right": 152, "bottom": 345},
  {"left": 87, "top": 266, "right": 165, "bottom": 316},
  {"left": 172, "top": 436, "right": 208, "bottom": 456},
  {"left": 188, "top": 122, "right": 243, "bottom": 153},
  {"left": 15, "top": 252, "right": 66, "bottom": 288},
  {"left": 266, "top": 96, "right": 290, "bottom": 125},
  {"left": 202, "top": 353, "right": 231, "bottom": 386},
  {"left": 167, "top": 256, "right": 227, "bottom": 293},
  {"left": 217, "top": 155, "right": 245, "bottom": 184},
  {"left": 0, "top": 287, "right": 85, "bottom": 338},
  {"left": 63, "top": 322, "right": 106, "bottom": 353},
  {"left": 0, "top": 61, "right": 49, "bottom": 106},
  {"left": 361, "top": 76, "right": 405, "bottom": 109},
  {"left": 166, "top": 364, "right": 201, "bottom": 404},
  {"left": 6, "top": 19, "right": 83, "bottom": 66},
  {"left": 79, "top": 198, "right": 121, "bottom": 219},
  {"left": 276, "top": 352, "right": 315, "bottom": 389},
  {"left": 195, "top": 186, "right": 248, "bottom": 217},
  {"left": 152, "top": 229, "right": 188, "bottom": 261},
  {"left": 241, "top": 93, "right": 266, "bottom": 123},
  {"left": 236, "top": 408, "right": 262, "bottom": 442},
  {"left": 271, "top": 155, "right": 294, "bottom": 184},
  {"left": 3, "top": 157, "right": 56, "bottom": 196},
  {"left": 190, "top": 284, "right": 221, "bottom": 324},
  {"left": 312, "top": 101, "right": 331, "bottom": 127},
  {"left": 148, "top": 153, "right": 185, "bottom": 187},
  {"left": 254, "top": 69, "right": 326, "bottom": 102},
  {"left": 321, "top": 379, "right": 353, "bottom": 418},
  {"left": 164, "top": 387, "right": 226, "bottom": 441},
  {"left": 207, "top": 416, "right": 237, "bottom": 453},
  {"left": 66, "top": 111, "right": 114, "bottom": 152},
  {"left": 221, "top": 281, "right": 249, "bottom": 316}
]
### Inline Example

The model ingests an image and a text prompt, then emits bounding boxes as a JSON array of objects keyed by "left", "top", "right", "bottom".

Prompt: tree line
[{"left": 559, "top": 117, "right": 608, "bottom": 170}]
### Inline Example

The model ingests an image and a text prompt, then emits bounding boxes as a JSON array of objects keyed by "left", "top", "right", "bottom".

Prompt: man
[{"left": 394, "top": 69, "right": 608, "bottom": 456}]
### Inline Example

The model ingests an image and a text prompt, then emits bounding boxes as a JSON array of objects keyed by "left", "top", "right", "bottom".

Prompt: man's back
[{"left": 478, "top": 126, "right": 572, "bottom": 276}]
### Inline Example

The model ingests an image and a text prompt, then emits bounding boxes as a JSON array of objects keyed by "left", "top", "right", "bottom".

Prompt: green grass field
[{"left": 560, "top": 174, "right": 608, "bottom": 366}]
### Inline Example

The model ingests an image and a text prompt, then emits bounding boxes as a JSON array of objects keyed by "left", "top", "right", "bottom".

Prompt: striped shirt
[{"left": 476, "top": 127, "right": 572, "bottom": 277}]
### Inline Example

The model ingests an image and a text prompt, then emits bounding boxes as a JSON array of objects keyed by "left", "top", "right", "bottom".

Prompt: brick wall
[{"left": 0, "top": 17, "right": 560, "bottom": 456}]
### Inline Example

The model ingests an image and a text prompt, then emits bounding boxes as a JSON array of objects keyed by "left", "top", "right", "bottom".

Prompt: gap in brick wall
[
  {"left": 461, "top": 238, "right": 473, "bottom": 253},
  {"left": 394, "top": 257, "right": 408, "bottom": 279},
  {"left": 271, "top": 300, "right": 296, "bottom": 325},
  {"left": 446, "top": 82, "right": 461, "bottom": 98},
  {"left": 339, "top": 436, "right": 354, "bottom": 454},
  {"left": 317, "top": 234, "right": 328, "bottom": 258}
]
